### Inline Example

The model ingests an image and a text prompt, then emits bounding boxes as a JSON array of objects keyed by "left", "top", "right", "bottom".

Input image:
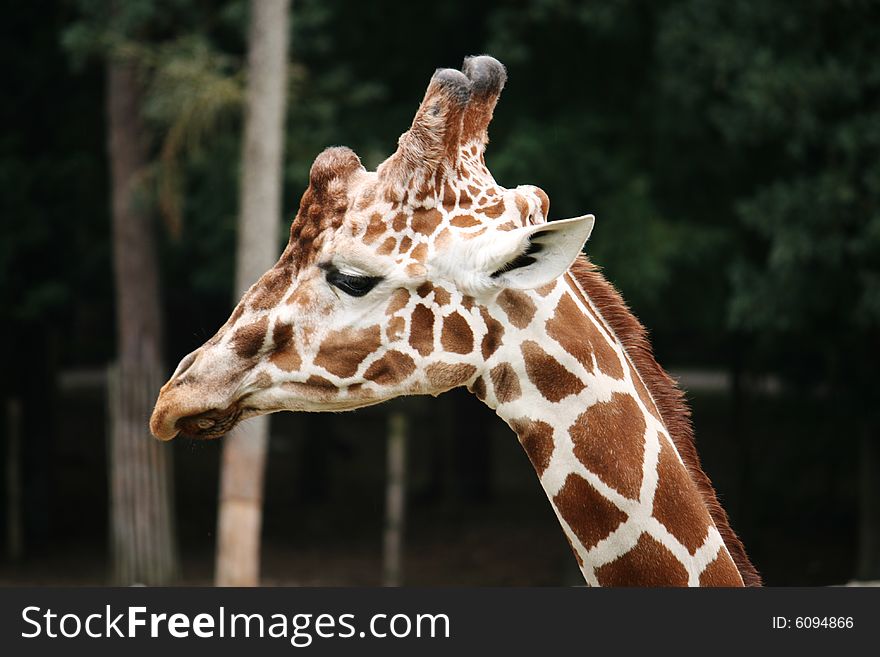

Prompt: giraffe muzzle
[{"left": 175, "top": 404, "right": 243, "bottom": 440}]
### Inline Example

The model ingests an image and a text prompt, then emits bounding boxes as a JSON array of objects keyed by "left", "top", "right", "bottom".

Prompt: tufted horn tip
[
  {"left": 431, "top": 68, "right": 473, "bottom": 105},
  {"left": 462, "top": 55, "right": 507, "bottom": 98}
]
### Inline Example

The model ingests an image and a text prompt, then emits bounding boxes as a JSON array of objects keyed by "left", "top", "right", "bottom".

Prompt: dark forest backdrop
[{"left": 1, "top": 0, "right": 879, "bottom": 585}]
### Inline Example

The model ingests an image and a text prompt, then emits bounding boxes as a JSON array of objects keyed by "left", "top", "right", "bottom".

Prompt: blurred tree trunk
[
  {"left": 383, "top": 412, "right": 408, "bottom": 586},
  {"left": 215, "top": 0, "right": 290, "bottom": 587},
  {"left": 106, "top": 57, "right": 179, "bottom": 585}
]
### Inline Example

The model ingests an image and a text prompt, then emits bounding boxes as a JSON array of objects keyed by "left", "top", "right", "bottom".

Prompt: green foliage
[
  {"left": 0, "top": 2, "right": 110, "bottom": 355},
  {"left": 143, "top": 36, "right": 244, "bottom": 236},
  {"left": 483, "top": 1, "right": 685, "bottom": 316},
  {"left": 658, "top": 0, "right": 880, "bottom": 389}
]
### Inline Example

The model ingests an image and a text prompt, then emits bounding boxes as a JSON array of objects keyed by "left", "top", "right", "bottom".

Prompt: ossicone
[
  {"left": 308, "top": 146, "right": 364, "bottom": 199},
  {"left": 379, "top": 55, "right": 509, "bottom": 202},
  {"left": 460, "top": 55, "right": 507, "bottom": 146}
]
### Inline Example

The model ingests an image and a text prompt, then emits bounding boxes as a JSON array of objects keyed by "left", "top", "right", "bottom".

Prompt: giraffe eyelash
[{"left": 321, "top": 264, "right": 383, "bottom": 297}]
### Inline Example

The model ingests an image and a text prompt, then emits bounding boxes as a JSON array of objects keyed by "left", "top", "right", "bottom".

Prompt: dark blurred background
[{"left": 1, "top": 0, "right": 879, "bottom": 586}]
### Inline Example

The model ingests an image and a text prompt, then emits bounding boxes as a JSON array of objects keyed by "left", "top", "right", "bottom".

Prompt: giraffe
[{"left": 150, "top": 55, "right": 760, "bottom": 587}]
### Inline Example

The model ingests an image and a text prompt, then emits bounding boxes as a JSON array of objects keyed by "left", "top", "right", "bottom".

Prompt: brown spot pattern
[
  {"left": 554, "top": 474, "right": 626, "bottom": 551},
  {"left": 364, "top": 350, "right": 416, "bottom": 386},
  {"left": 546, "top": 293, "right": 624, "bottom": 379},
  {"left": 385, "top": 289, "right": 410, "bottom": 316},
  {"left": 435, "top": 228, "right": 452, "bottom": 249},
  {"left": 433, "top": 286, "right": 451, "bottom": 306},
  {"left": 286, "top": 186, "right": 347, "bottom": 270},
  {"left": 569, "top": 393, "right": 646, "bottom": 500},
  {"left": 514, "top": 193, "right": 530, "bottom": 219},
  {"left": 233, "top": 316, "right": 269, "bottom": 359},
  {"left": 521, "top": 340, "right": 585, "bottom": 402},
  {"left": 271, "top": 343, "right": 302, "bottom": 371},
  {"left": 653, "top": 434, "right": 713, "bottom": 554},
  {"left": 285, "top": 286, "right": 314, "bottom": 308},
  {"left": 355, "top": 186, "right": 375, "bottom": 210},
  {"left": 497, "top": 289, "right": 536, "bottom": 329},
  {"left": 510, "top": 418, "right": 554, "bottom": 476},
  {"left": 425, "top": 362, "right": 476, "bottom": 390},
  {"left": 378, "top": 237, "right": 396, "bottom": 255},
  {"left": 364, "top": 213, "right": 385, "bottom": 244},
  {"left": 570, "top": 258, "right": 761, "bottom": 585},
  {"left": 269, "top": 322, "right": 301, "bottom": 371},
  {"left": 564, "top": 272, "right": 602, "bottom": 325},
  {"left": 411, "top": 208, "right": 442, "bottom": 235},
  {"left": 535, "top": 187, "right": 550, "bottom": 219},
  {"left": 595, "top": 533, "right": 689, "bottom": 587},
  {"left": 483, "top": 199, "right": 505, "bottom": 218},
  {"left": 490, "top": 362, "right": 521, "bottom": 403},
  {"left": 272, "top": 321, "right": 293, "bottom": 350},
  {"left": 699, "top": 550, "right": 742, "bottom": 586},
  {"left": 469, "top": 375, "right": 487, "bottom": 400},
  {"left": 479, "top": 307, "right": 505, "bottom": 359},
  {"left": 451, "top": 214, "right": 480, "bottom": 227},
  {"left": 409, "top": 304, "right": 435, "bottom": 356},
  {"left": 442, "top": 182, "right": 457, "bottom": 206},
  {"left": 410, "top": 243, "right": 428, "bottom": 262},
  {"left": 306, "top": 375, "right": 336, "bottom": 389},
  {"left": 249, "top": 267, "right": 290, "bottom": 311},
  {"left": 392, "top": 212, "right": 407, "bottom": 232},
  {"left": 441, "top": 312, "right": 474, "bottom": 354},
  {"left": 386, "top": 316, "right": 405, "bottom": 341},
  {"left": 314, "top": 325, "right": 382, "bottom": 378}
]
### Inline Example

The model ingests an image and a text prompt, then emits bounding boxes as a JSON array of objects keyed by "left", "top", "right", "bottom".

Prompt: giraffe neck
[{"left": 471, "top": 274, "right": 743, "bottom": 586}]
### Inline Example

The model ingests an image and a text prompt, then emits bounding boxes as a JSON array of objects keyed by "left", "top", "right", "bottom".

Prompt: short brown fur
[
  {"left": 595, "top": 533, "right": 689, "bottom": 587},
  {"left": 570, "top": 393, "right": 645, "bottom": 501},
  {"left": 554, "top": 473, "right": 627, "bottom": 551},
  {"left": 569, "top": 256, "right": 761, "bottom": 586}
]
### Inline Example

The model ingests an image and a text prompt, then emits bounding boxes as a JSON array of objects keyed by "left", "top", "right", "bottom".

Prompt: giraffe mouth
[{"left": 176, "top": 404, "right": 248, "bottom": 440}]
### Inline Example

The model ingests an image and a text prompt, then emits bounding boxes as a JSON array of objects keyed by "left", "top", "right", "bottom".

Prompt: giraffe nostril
[{"left": 196, "top": 418, "right": 216, "bottom": 430}]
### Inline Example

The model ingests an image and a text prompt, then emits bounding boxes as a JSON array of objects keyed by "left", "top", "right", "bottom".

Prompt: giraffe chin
[
  {"left": 173, "top": 390, "right": 388, "bottom": 440},
  {"left": 175, "top": 404, "right": 254, "bottom": 441},
  {"left": 275, "top": 381, "right": 390, "bottom": 413}
]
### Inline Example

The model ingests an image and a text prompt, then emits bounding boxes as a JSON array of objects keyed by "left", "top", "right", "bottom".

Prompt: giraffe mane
[{"left": 569, "top": 255, "right": 762, "bottom": 586}]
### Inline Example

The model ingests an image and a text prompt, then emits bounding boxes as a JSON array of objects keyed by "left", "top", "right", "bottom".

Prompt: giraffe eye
[{"left": 324, "top": 267, "right": 382, "bottom": 297}]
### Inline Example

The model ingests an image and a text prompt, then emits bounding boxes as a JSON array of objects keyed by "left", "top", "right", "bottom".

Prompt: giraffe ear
[{"left": 486, "top": 215, "right": 595, "bottom": 289}]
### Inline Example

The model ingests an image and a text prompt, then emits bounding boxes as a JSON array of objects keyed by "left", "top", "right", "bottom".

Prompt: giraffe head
[{"left": 150, "top": 55, "right": 594, "bottom": 441}]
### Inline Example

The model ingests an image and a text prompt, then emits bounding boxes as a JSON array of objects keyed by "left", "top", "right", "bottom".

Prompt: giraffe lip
[{"left": 176, "top": 404, "right": 243, "bottom": 440}]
